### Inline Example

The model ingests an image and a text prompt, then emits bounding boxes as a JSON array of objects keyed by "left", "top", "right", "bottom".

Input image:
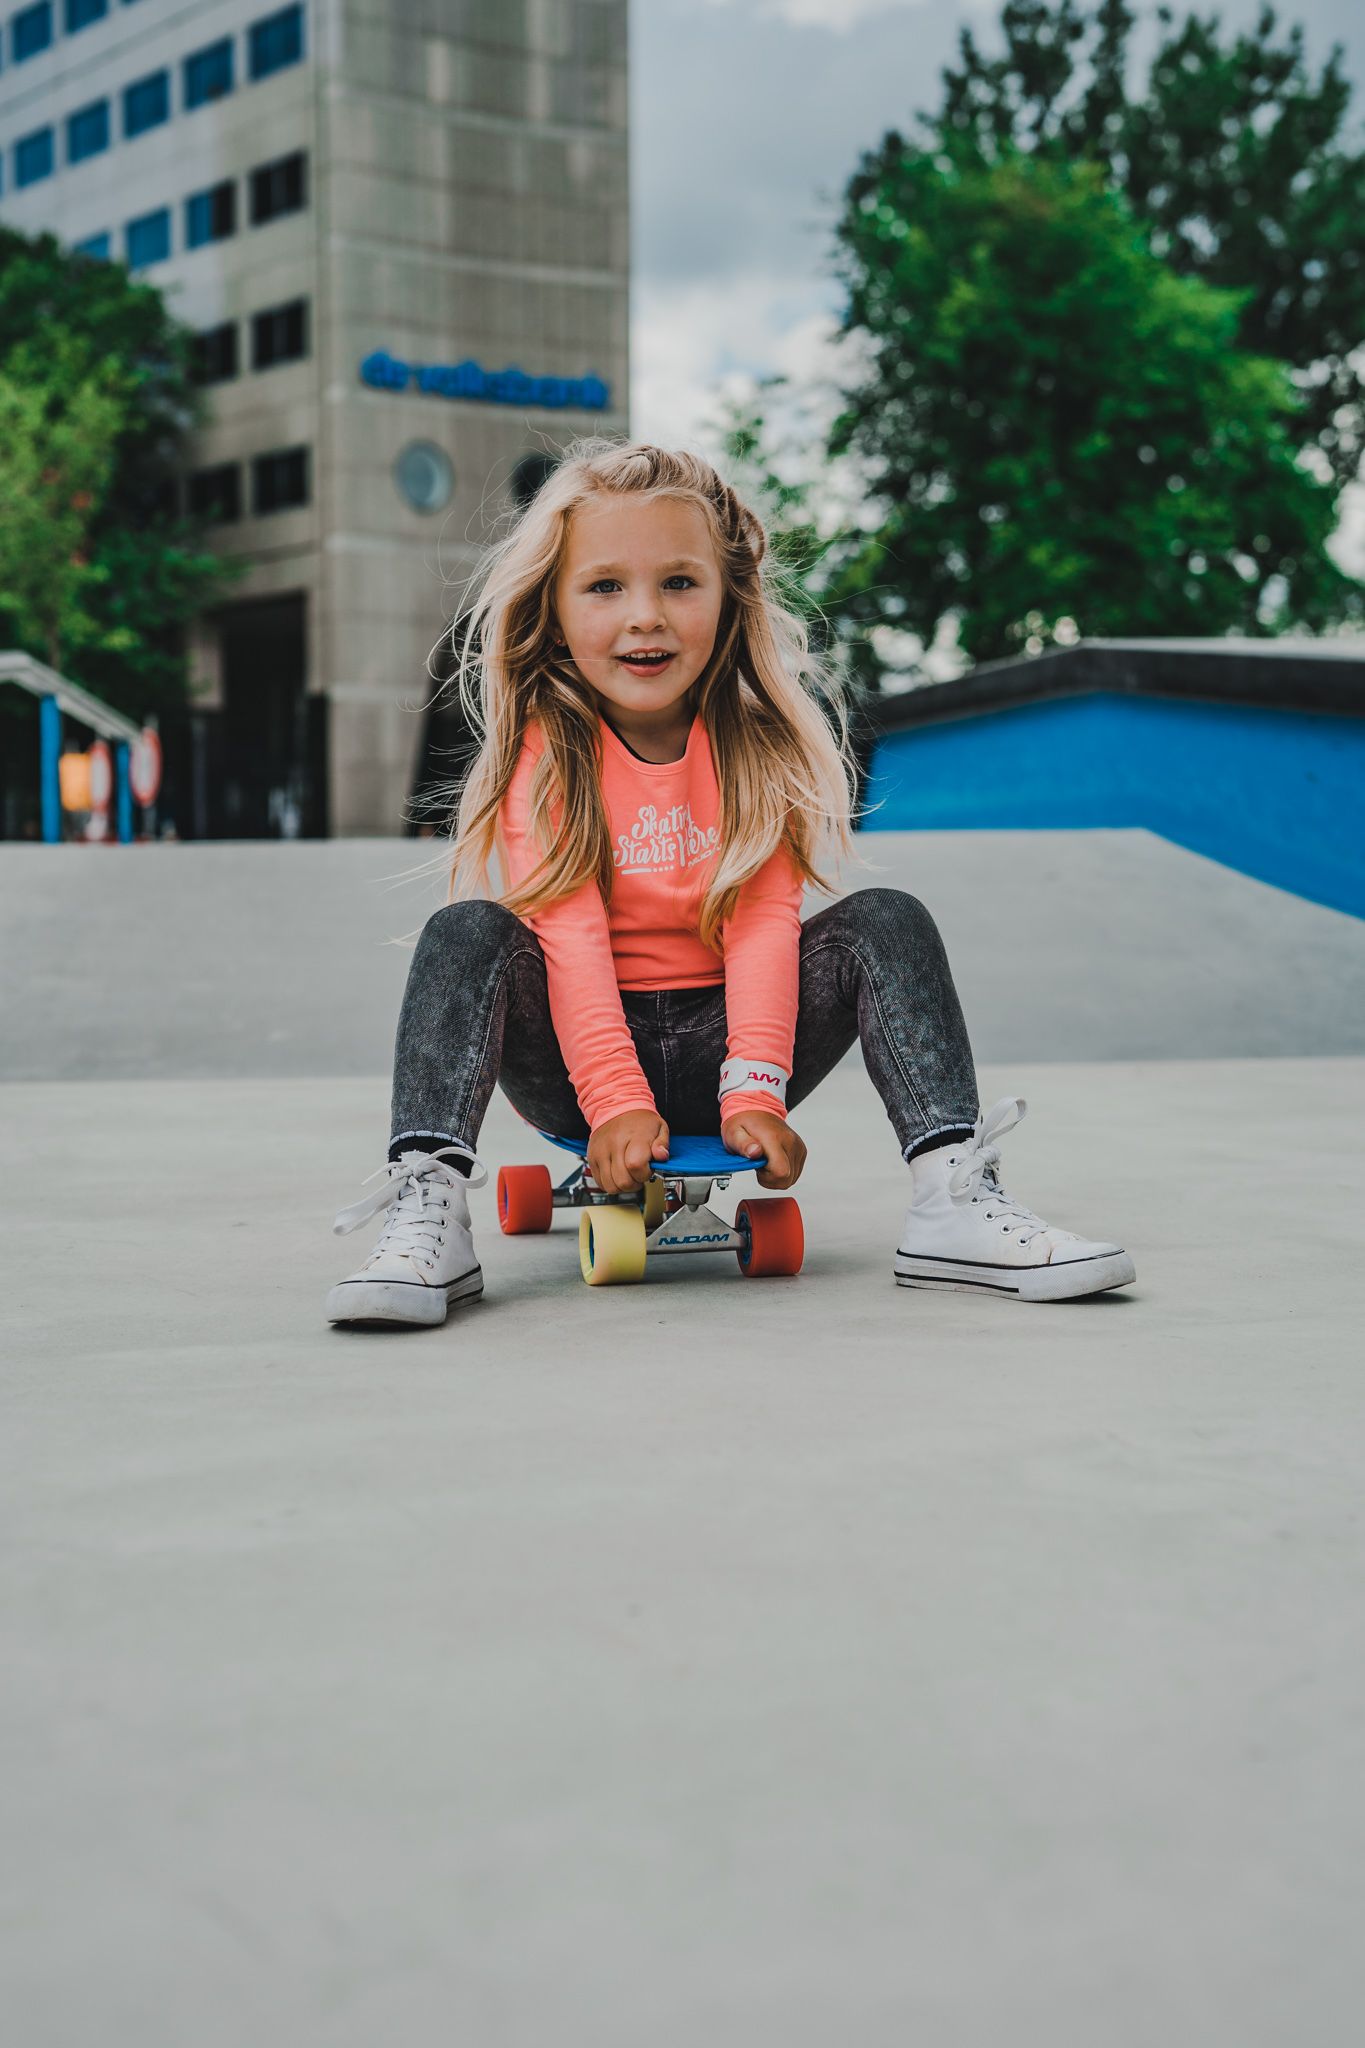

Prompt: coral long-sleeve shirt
[{"left": 495, "top": 715, "right": 803, "bottom": 1131}]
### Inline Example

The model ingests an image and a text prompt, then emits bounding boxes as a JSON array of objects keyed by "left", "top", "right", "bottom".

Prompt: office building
[{"left": 0, "top": 0, "right": 629, "bottom": 833}]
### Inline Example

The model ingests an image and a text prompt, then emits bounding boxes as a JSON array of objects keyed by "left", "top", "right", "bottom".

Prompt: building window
[
  {"left": 248, "top": 149, "right": 307, "bottom": 225},
  {"left": 125, "top": 207, "right": 171, "bottom": 269},
  {"left": 191, "top": 322, "right": 239, "bottom": 385},
  {"left": 248, "top": 4, "right": 305, "bottom": 82},
  {"left": 73, "top": 230, "right": 111, "bottom": 260},
  {"left": 184, "top": 37, "right": 234, "bottom": 109},
  {"left": 185, "top": 180, "right": 236, "bottom": 250},
  {"left": 188, "top": 463, "right": 242, "bottom": 524},
  {"left": 65, "top": 0, "right": 107, "bottom": 31},
  {"left": 66, "top": 100, "right": 110, "bottom": 164},
  {"left": 252, "top": 298, "right": 308, "bottom": 371},
  {"left": 123, "top": 71, "right": 170, "bottom": 140},
  {"left": 16, "top": 128, "right": 55, "bottom": 188},
  {"left": 252, "top": 445, "right": 309, "bottom": 515},
  {"left": 12, "top": 3, "right": 53, "bottom": 63}
]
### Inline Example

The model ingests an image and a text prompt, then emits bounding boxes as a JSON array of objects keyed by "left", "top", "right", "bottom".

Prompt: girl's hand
[
  {"left": 721, "top": 1111, "right": 807, "bottom": 1191},
  {"left": 588, "top": 1110, "right": 671, "bottom": 1195}
]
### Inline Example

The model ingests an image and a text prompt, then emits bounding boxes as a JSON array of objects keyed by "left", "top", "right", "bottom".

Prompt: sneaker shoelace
[
  {"left": 945, "top": 1097, "right": 1054, "bottom": 1248},
  {"left": 332, "top": 1147, "right": 489, "bottom": 1272}
]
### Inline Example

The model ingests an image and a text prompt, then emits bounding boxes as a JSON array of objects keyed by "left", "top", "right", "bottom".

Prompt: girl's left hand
[{"left": 720, "top": 1110, "right": 807, "bottom": 1190}]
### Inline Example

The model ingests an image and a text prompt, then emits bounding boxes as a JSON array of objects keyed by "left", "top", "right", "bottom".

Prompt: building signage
[{"left": 360, "top": 349, "right": 608, "bottom": 412}]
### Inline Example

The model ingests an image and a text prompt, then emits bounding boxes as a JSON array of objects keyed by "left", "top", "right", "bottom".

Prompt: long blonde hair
[{"left": 443, "top": 439, "right": 856, "bottom": 948}]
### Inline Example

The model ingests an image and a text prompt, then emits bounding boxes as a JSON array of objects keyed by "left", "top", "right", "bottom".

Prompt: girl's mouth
[{"left": 615, "top": 651, "right": 677, "bottom": 678}]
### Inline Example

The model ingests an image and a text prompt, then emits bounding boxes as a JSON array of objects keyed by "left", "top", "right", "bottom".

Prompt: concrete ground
[{"left": 3, "top": 832, "right": 1363, "bottom": 2045}]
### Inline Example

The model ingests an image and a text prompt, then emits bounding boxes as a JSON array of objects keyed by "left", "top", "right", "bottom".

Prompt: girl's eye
[{"left": 584, "top": 575, "right": 697, "bottom": 594}]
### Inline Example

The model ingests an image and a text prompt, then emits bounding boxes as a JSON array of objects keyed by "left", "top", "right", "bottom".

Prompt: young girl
[{"left": 327, "top": 441, "right": 1135, "bottom": 1325}]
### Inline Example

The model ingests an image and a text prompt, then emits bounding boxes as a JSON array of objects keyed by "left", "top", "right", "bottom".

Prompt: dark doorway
[
  {"left": 407, "top": 452, "right": 560, "bottom": 836},
  {"left": 216, "top": 594, "right": 324, "bottom": 837}
]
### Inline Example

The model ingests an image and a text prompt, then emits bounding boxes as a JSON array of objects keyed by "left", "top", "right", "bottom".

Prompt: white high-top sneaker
[
  {"left": 326, "top": 1147, "right": 488, "bottom": 1328},
  {"left": 893, "top": 1098, "right": 1136, "bottom": 1302}
]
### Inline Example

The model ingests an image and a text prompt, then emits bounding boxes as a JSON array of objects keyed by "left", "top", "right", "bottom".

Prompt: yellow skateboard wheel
[{"left": 579, "top": 1205, "right": 648, "bottom": 1285}]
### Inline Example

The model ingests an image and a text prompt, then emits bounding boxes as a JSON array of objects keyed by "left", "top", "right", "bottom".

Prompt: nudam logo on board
[{"left": 361, "top": 349, "right": 609, "bottom": 412}]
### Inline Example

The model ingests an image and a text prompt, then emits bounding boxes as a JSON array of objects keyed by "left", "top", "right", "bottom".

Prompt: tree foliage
[
  {"left": 830, "top": 150, "right": 1356, "bottom": 664},
  {"left": 929, "top": 0, "right": 1365, "bottom": 487},
  {"left": 0, "top": 227, "right": 242, "bottom": 718}
]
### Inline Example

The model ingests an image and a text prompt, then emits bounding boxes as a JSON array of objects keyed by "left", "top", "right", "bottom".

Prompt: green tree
[
  {"left": 929, "top": 1, "right": 1365, "bottom": 488},
  {"left": 712, "top": 379, "right": 850, "bottom": 630},
  {"left": 0, "top": 227, "right": 242, "bottom": 718},
  {"left": 0, "top": 335, "right": 128, "bottom": 670},
  {"left": 829, "top": 150, "right": 1356, "bottom": 665}
]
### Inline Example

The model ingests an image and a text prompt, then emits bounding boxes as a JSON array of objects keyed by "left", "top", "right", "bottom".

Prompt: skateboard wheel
[
  {"left": 498, "top": 1164, "right": 554, "bottom": 1235},
  {"left": 735, "top": 1196, "right": 804, "bottom": 1278},
  {"left": 642, "top": 1176, "right": 667, "bottom": 1231},
  {"left": 579, "top": 1205, "right": 647, "bottom": 1285}
]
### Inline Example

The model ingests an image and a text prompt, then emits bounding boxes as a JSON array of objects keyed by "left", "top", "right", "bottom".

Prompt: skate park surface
[{"left": 4, "top": 829, "right": 1364, "bottom": 2047}]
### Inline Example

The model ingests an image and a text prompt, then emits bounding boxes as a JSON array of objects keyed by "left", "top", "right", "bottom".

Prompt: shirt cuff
[
  {"left": 585, "top": 1091, "right": 661, "bottom": 1132},
  {"left": 719, "top": 1089, "right": 788, "bottom": 1125}
]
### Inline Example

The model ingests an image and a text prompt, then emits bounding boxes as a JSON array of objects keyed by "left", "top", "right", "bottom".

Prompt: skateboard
[{"left": 496, "top": 1132, "right": 804, "bottom": 1285}]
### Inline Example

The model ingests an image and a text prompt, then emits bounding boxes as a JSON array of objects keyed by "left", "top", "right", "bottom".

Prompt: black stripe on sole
[
  {"left": 895, "top": 1272, "right": 1021, "bottom": 1295},
  {"left": 894, "top": 1249, "right": 1118, "bottom": 1272}
]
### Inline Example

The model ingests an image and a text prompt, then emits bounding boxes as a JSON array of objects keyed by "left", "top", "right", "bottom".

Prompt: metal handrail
[{"left": 0, "top": 650, "right": 141, "bottom": 743}]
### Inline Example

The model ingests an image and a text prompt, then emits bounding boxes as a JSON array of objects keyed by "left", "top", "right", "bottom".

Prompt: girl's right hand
[{"left": 587, "top": 1111, "right": 671, "bottom": 1195}]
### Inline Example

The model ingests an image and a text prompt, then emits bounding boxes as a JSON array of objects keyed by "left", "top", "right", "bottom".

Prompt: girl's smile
[{"left": 615, "top": 648, "right": 677, "bottom": 678}]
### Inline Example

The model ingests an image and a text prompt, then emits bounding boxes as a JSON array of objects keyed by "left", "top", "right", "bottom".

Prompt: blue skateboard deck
[{"left": 539, "top": 1131, "right": 764, "bottom": 1176}]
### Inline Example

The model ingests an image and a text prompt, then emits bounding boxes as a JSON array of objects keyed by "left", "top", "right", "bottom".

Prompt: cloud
[{"left": 630, "top": 0, "right": 963, "bottom": 438}]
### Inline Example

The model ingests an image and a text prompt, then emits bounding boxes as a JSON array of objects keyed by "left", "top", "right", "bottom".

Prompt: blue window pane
[
  {"left": 123, "top": 70, "right": 169, "bottom": 138},
  {"left": 16, "top": 128, "right": 55, "bottom": 187},
  {"left": 67, "top": 100, "right": 110, "bottom": 163},
  {"left": 123, "top": 72, "right": 169, "bottom": 137},
  {"left": 125, "top": 207, "right": 171, "bottom": 268},
  {"left": 185, "top": 181, "right": 235, "bottom": 249},
  {"left": 248, "top": 5, "right": 305, "bottom": 83},
  {"left": 12, "top": 2, "right": 53, "bottom": 63},
  {"left": 184, "top": 37, "right": 235, "bottom": 109},
  {"left": 74, "top": 230, "right": 111, "bottom": 259},
  {"left": 65, "top": 0, "right": 107, "bottom": 31}
]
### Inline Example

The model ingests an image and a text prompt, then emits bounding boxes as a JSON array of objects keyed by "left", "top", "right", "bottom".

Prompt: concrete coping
[{"left": 869, "top": 638, "right": 1365, "bottom": 732}]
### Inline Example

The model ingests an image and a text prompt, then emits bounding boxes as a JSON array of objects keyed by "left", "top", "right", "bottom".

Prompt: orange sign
[{"left": 58, "top": 751, "right": 92, "bottom": 811}]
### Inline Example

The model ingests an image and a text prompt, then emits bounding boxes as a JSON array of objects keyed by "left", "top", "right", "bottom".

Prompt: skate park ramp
[
  {"left": 2, "top": 826, "right": 1364, "bottom": 1076},
  {"left": 4, "top": 830, "right": 1364, "bottom": 2048}
]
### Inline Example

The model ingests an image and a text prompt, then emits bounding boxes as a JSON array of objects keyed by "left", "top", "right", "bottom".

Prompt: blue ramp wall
[{"left": 865, "top": 692, "right": 1365, "bottom": 920}]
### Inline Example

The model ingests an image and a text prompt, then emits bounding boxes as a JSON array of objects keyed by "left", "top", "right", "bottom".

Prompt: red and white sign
[
  {"left": 130, "top": 727, "right": 162, "bottom": 808},
  {"left": 88, "top": 740, "right": 112, "bottom": 813}
]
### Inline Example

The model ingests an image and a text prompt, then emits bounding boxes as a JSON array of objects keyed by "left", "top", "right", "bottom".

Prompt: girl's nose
[{"left": 625, "top": 589, "right": 666, "bottom": 631}]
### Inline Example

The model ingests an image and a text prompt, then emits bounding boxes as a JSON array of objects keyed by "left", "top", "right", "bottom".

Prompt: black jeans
[{"left": 388, "top": 889, "right": 981, "bottom": 1163}]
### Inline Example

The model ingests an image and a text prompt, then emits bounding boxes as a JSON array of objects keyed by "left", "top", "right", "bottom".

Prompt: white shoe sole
[
  {"left": 893, "top": 1249, "right": 1136, "bottom": 1302},
  {"left": 325, "top": 1265, "right": 484, "bottom": 1328}
]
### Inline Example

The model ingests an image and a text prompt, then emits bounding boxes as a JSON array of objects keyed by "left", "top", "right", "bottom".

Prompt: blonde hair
[{"left": 441, "top": 438, "right": 856, "bottom": 948}]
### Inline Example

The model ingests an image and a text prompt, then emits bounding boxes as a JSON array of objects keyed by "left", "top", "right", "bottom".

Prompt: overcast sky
[{"left": 629, "top": 0, "right": 1365, "bottom": 450}]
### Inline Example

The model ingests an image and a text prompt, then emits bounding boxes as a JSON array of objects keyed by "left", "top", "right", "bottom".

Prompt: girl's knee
[
  {"left": 420, "top": 899, "right": 528, "bottom": 960},
  {"left": 846, "top": 886, "right": 941, "bottom": 947}
]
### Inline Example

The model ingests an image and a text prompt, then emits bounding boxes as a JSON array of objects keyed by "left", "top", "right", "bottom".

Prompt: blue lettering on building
[{"left": 360, "top": 349, "right": 609, "bottom": 412}]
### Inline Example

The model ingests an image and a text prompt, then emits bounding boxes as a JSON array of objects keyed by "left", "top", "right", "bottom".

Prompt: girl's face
[{"left": 553, "top": 494, "right": 724, "bottom": 732}]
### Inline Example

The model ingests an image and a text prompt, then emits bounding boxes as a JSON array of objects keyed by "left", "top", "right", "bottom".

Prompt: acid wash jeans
[{"left": 388, "top": 888, "right": 982, "bottom": 1167}]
